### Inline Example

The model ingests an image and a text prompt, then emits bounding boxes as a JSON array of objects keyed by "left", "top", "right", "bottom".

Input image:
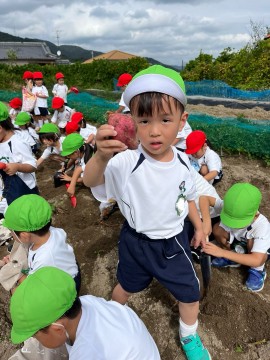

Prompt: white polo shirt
[
  {"left": 28, "top": 226, "right": 78, "bottom": 277},
  {"left": 51, "top": 106, "right": 74, "bottom": 128},
  {"left": 40, "top": 136, "right": 65, "bottom": 160},
  {"left": 66, "top": 295, "right": 160, "bottom": 360},
  {"left": 91, "top": 145, "right": 196, "bottom": 239},
  {"left": 0, "top": 132, "right": 37, "bottom": 189},
  {"left": 174, "top": 121, "right": 192, "bottom": 150},
  {"left": 189, "top": 146, "right": 222, "bottom": 184},
  {"left": 52, "top": 83, "right": 69, "bottom": 103},
  {"left": 220, "top": 213, "right": 270, "bottom": 254}
]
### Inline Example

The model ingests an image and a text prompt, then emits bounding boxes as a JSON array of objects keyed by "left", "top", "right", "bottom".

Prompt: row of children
[
  {"left": 9, "top": 70, "right": 78, "bottom": 129},
  {"left": 1, "top": 65, "right": 270, "bottom": 360}
]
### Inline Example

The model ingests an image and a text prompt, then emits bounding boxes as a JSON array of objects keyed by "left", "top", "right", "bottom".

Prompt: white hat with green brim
[{"left": 123, "top": 65, "right": 187, "bottom": 108}]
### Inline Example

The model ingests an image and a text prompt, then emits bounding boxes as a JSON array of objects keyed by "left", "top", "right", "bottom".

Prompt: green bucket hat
[
  {"left": 14, "top": 112, "right": 31, "bottom": 126},
  {"left": 3, "top": 194, "right": 52, "bottom": 231},
  {"left": 61, "top": 133, "right": 84, "bottom": 156},
  {"left": 220, "top": 183, "right": 262, "bottom": 228},
  {"left": 0, "top": 102, "right": 9, "bottom": 122},
  {"left": 38, "top": 123, "right": 59, "bottom": 134},
  {"left": 10, "top": 267, "right": 77, "bottom": 344},
  {"left": 123, "top": 65, "right": 187, "bottom": 108}
]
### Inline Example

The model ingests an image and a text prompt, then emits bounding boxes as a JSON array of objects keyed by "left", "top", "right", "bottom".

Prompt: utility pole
[{"left": 56, "top": 30, "right": 62, "bottom": 47}]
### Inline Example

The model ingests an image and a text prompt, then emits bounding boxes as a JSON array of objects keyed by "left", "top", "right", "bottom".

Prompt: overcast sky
[{"left": 1, "top": 0, "right": 269, "bottom": 66}]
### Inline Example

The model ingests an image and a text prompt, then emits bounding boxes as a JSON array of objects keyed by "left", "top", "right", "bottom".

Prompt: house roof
[
  {"left": 0, "top": 42, "right": 57, "bottom": 62},
  {"left": 83, "top": 49, "right": 138, "bottom": 64}
]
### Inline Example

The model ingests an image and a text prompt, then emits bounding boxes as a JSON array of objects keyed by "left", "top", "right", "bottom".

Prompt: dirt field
[{"left": 1, "top": 103, "right": 270, "bottom": 360}]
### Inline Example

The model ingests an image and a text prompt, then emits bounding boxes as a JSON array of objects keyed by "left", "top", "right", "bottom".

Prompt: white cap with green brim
[{"left": 123, "top": 65, "right": 187, "bottom": 108}]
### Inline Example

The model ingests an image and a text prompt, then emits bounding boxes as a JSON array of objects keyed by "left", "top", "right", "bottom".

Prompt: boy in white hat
[{"left": 83, "top": 65, "right": 210, "bottom": 359}]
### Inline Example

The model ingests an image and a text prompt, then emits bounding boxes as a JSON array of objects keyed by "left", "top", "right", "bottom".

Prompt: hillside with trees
[
  {"left": 182, "top": 22, "right": 270, "bottom": 90},
  {"left": 0, "top": 22, "right": 269, "bottom": 91}
]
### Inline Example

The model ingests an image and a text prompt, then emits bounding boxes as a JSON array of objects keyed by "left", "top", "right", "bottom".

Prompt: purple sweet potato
[{"left": 107, "top": 113, "right": 138, "bottom": 149}]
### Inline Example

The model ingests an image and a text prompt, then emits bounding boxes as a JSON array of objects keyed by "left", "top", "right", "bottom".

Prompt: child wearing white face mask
[
  {"left": 10, "top": 267, "right": 160, "bottom": 360},
  {"left": 1, "top": 194, "right": 80, "bottom": 294}
]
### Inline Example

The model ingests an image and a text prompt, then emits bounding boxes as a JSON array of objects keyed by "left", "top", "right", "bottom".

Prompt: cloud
[{"left": 0, "top": 0, "right": 269, "bottom": 65}]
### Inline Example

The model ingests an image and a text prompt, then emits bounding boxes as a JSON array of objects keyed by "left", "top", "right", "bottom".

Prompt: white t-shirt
[
  {"left": 91, "top": 145, "right": 196, "bottom": 239},
  {"left": 52, "top": 83, "right": 69, "bottom": 103},
  {"left": 17, "top": 129, "right": 36, "bottom": 147},
  {"left": 66, "top": 295, "right": 160, "bottom": 360},
  {"left": 189, "top": 146, "right": 222, "bottom": 184},
  {"left": 28, "top": 127, "right": 39, "bottom": 143},
  {"left": 174, "top": 121, "right": 192, "bottom": 150},
  {"left": 28, "top": 226, "right": 78, "bottom": 277},
  {"left": 40, "top": 136, "right": 65, "bottom": 160},
  {"left": 51, "top": 106, "right": 74, "bottom": 128},
  {"left": 80, "top": 124, "right": 97, "bottom": 141},
  {"left": 119, "top": 92, "right": 130, "bottom": 112},
  {"left": 220, "top": 213, "right": 270, "bottom": 254},
  {"left": 32, "top": 85, "right": 48, "bottom": 108},
  {"left": 191, "top": 167, "right": 223, "bottom": 219},
  {"left": 0, "top": 132, "right": 37, "bottom": 189}
]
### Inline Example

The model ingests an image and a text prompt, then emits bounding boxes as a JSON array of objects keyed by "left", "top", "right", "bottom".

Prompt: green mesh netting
[
  {"left": 67, "top": 92, "right": 118, "bottom": 124},
  {"left": 189, "top": 114, "right": 270, "bottom": 158},
  {"left": 1, "top": 90, "right": 270, "bottom": 159},
  {"left": 0, "top": 90, "right": 118, "bottom": 124}
]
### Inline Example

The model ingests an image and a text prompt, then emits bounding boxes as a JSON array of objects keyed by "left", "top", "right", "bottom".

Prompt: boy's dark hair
[
  {"left": 79, "top": 143, "right": 95, "bottom": 164},
  {"left": 39, "top": 133, "right": 59, "bottom": 143},
  {"left": 14, "top": 220, "right": 52, "bottom": 237},
  {"left": 61, "top": 296, "right": 82, "bottom": 319},
  {"left": 129, "top": 92, "right": 184, "bottom": 117},
  {"left": 77, "top": 118, "right": 86, "bottom": 128},
  {"left": 39, "top": 297, "right": 82, "bottom": 333},
  {"left": 0, "top": 118, "right": 17, "bottom": 131}
]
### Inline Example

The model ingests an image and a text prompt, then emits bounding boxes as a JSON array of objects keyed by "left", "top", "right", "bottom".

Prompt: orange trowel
[{"left": 65, "top": 184, "right": 77, "bottom": 208}]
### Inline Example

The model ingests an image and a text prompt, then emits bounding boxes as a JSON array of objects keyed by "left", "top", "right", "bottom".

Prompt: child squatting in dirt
[
  {"left": 204, "top": 182, "right": 270, "bottom": 292},
  {"left": 10, "top": 267, "right": 160, "bottom": 359},
  {"left": 83, "top": 65, "right": 211, "bottom": 360}
]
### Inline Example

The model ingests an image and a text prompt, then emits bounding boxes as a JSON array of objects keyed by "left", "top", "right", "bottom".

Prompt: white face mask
[
  {"left": 51, "top": 323, "right": 71, "bottom": 345},
  {"left": 11, "top": 231, "right": 31, "bottom": 250}
]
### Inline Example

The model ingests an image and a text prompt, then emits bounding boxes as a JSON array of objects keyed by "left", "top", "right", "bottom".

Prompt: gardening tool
[
  {"left": 65, "top": 184, "right": 77, "bottom": 208},
  {"left": 0, "top": 162, "right": 7, "bottom": 170},
  {"left": 200, "top": 236, "right": 211, "bottom": 298}
]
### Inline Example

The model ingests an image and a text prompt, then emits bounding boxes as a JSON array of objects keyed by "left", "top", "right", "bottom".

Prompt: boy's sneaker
[
  {"left": 246, "top": 268, "right": 266, "bottom": 292},
  {"left": 181, "top": 333, "right": 211, "bottom": 360},
  {"left": 211, "top": 257, "right": 240, "bottom": 268}
]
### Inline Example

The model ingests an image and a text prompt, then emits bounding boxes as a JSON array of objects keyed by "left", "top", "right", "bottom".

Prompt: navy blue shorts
[{"left": 117, "top": 221, "right": 200, "bottom": 303}]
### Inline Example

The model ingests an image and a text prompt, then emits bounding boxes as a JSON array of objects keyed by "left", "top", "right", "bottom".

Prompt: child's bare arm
[
  {"left": 36, "top": 157, "right": 45, "bottom": 167},
  {"left": 66, "top": 167, "right": 83, "bottom": 197},
  {"left": 83, "top": 124, "right": 127, "bottom": 187},
  {"left": 85, "top": 133, "right": 95, "bottom": 145},
  {"left": 203, "top": 242, "right": 267, "bottom": 267},
  {"left": 203, "top": 170, "right": 218, "bottom": 182},
  {"left": 199, "top": 195, "right": 217, "bottom": 236},
  {"left": 4, "top": 163, "right": 36, "bottom": 175},
  {"left": 188, "top": 200, "right": 206, "bottom": 248}
]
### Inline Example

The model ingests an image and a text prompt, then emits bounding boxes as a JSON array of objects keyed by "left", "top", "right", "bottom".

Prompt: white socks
[{"left": 179, "top": 318, "right": 198, "bottom": 339}]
